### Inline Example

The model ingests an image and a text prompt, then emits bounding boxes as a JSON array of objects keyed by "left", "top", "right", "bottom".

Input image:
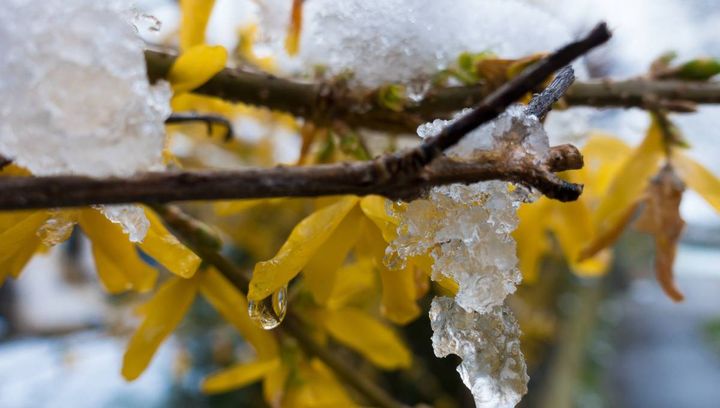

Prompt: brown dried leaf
[
  {"left": 634, "top": 165, "right": 686, "bottom": 302},
  {"left": 475, "top": 58, "right": 514, "bottom": 89}
]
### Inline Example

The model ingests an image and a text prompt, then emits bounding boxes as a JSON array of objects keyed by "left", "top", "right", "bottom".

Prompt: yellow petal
[
  {"left": 581, "top": 133, "right": 633, "bottom": 199},
  {"left": 0, "top": 211, "right": 47, "bottom": 283},
  {"left": 79, "top": 210, "right": 158, "bottom": 294},
  {"left": 197, "top": 268, "right": 278, "bottom": 359},
  {"left": 285, "top": 359, "right": 358, "bottom": 408},
  {"left": 320, "top": 308, "right": 411, "bottom": 370},
  {"left": 263, "top": 361, "right": 289, "bottom": 407},
  {"left": 353, "top": 218, "right": 418, "bottom": 320},
  {"left": 325, "top": 258, "right": 377, "bottom": 310},
  {"left": 303, "top": 206, "right": 362, "bottom": 305},
  {"left": 580, "top": 199, "right": 644, "bottom": 262},
  {"left": 122, "top": 277, "right": 197, "bottom": 380},
  {"left": 593, "top": 118, "right": 664, "bottom": 229},
  {"left": 285, "top": 0, "right": 304, "bottom": 56},
  {"left": 0, "top": 164, "right": 31, "bottom": 177},
  {"left": 514, "top": 201, "right": 550, "bottom": 283},
  {"left": 169, "top": 45, "right": 227, "bottom": 94},
  {"left": 202, "top": 358, "right": 280, "bottom": 394},
  {"left": 138, "top": 208, "right": 201, "bottom": 279},
  {"left": 547, "top": 199, "right": 611, "bottom": 277},
  {"left": 214, "top": 198, "right": 286, "bottom": 217},
  {"left": 379, "top": 263, "right": 421, "bottom": 325},
  {"left": 674, "top": 153, "right": 720, "bottom": 213},
  {"left": 179, "top": 0, "right": 216, "bottom": 50},
  {"left": 360, "top": 195, "right": 398, "bottom": 242},
  {"left": 249, "top": 196, "right": 359, "bottom": 301}
]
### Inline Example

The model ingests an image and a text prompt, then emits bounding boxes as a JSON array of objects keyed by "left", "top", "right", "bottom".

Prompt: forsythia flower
[
  {"left": 202, "top": 245, "right": 410, "bottom": 406},
  {"left": 0, "top": 165, "right": 200, "bottom": 291},
  {"left": 579, "top": 115, "right": 720, "bottom": 300},
  {"left": 515, "top": 134, "right": 627, "bottom": 282},
  {"left": 518, "top": 114, "right": 720, "bottom": 301},
  {"left": 122, "top": 267, "right": 278, "bottom": 380},
  {"left": 246, "top": 195, "right": 434, "bottom": 326}
]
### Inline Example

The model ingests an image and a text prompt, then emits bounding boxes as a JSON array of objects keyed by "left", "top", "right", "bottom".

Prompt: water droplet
[{"left": 248, "top": 285, "right": 288, "bottom": 330}]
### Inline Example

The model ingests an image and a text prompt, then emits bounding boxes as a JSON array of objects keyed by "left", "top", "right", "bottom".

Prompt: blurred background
[{"left": 1, "top": 1, "right": 720, "bottom": 407}]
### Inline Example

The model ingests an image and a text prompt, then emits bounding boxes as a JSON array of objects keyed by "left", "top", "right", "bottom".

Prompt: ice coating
[
  {"left": 0, "top": 0, "right": 171, "bottom": 178},
  {"left": 390, "top": 107, "right": 547, "bottom": 406},
  {"left": 392, "top": 106, "right": 548, "bottom": 313},
  {"left": 391, "top": 182, "right": 524, "bottom": 313},
  {"left": 97, "top": 205, "right": 151, "bottom": 243},
  {"left": 37, "top": 212, "right": 78, "bottom": 247},
  {"left": 279, "top": 0, "right": 574, "bottom": 88},
  {"left": 430, "top": 297, "right": 528, "bottom": 408},
  {"left": 418, "top": 105, "right": 551, "bottom": 162}
]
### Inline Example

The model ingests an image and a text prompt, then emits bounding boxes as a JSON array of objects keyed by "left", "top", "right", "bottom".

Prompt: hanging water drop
[{"left": 248, "top": 285, "right": 288, "bottom": 330}]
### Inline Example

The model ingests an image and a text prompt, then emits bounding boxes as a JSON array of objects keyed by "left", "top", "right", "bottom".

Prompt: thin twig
[
  {"left": 0, "top": 145, "right": 583, "bottom": 210},
  {"left": 166, "top": 113, "right": 235, "bottom": 142},
  {"left": 150, "top": 204, "right": 410, "bottom": 408},
  {"left": 527, "top": 66, "right": 576, "bottom": 119},
  {"left": 564, "top": 79, "right": 720, "bottom": 111}
]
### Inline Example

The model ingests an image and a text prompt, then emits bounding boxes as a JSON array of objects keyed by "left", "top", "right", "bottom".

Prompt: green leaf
[
  {"left": 675, "top": 58, "right": 720, "bottom": 81},
  {"left": 376, "top": 84, "right": 407, "bottom": 112}
]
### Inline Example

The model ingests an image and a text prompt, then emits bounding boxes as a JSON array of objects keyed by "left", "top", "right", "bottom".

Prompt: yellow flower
[
  {"left": 168, "top": 44, "right": 228, "bottom": 95},
  {"left": 179, "top": 0, "right": 216, "bottom": 51},
  {"left": 202, "top": 251, "right": 410, "bottom": 405},
  {"left": 0, "top": 165, "right": 200, "bottom": 291},
  {"left": 581, "top": 116, "right": 720, "bottom": 258},
  {"left": 515, "top": 134, "right": 625, "bottom": 281},
  {"left": 123, "top": 267, "right": 278, "bottom": 381},
  {"left": 246, "top": 195, "right": 431, "bottom": 325}
]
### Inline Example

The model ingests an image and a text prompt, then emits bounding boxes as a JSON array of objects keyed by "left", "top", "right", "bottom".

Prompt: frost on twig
[
  {"left": 390, "top": 104, "right": 553, "bottom": 406},
  {"left": 0, "top": 0, "right": 171, "bottom": 241},
  {"left": 430, "top": 297, "right": 528, "bottom": 408}
]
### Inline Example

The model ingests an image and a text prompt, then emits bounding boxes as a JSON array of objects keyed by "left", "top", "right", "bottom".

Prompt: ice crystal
[
  {"left": 430, "top": 297, "right": 528, "bottom": 408},
  {"left": 392, "top": 106, "right": 547, "bottom": 313},
  {"left": 419, "top": 105, "right": 550, "bottom": 163},
  {"left": 391, "top": 106, "right": 547, "bottom": 406},
  {"left": 96, "top": 205, "right": 150, "bottom": 243},
  {"left": 0, "top": 0, "right": 171, "bottom": 177},
  {"left": 261, "top": 0, "right": 574, "bottom": 88},
  {"left": 37, "top": 212, "right": 78, "bottom": 247}
]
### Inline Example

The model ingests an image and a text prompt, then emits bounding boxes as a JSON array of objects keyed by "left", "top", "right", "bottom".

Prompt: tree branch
[
  {"left": 0, "top": 145, "right": 582, "bottom": 211},
  {"left": 147, "top": 27, "right": 719, "bottom": 134},
  {"left": 563, "top": 79, "right": 720, "bottom": 111},
  {"left": 150, "top": 204, "right": 410, "bottom": 408}
]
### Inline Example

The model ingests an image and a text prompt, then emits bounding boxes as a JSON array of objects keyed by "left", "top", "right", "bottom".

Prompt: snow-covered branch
[
  {"left": 0, "top": 25, "right": 607, "bottom": 211},
  {"left": 146, "top": 37, "right": 719, "bottom": 134}
]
